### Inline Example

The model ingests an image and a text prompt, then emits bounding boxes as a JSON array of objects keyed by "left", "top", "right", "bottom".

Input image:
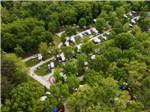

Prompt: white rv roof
[
  {"left": 40, "top": 96, "right": 47, "bottom": 101},
  {"left": 50, "top": 62, "right": 54, "bottom": 68},
  {"left": 65, "top": 41, "right": 69, "bottom": 46},
  {"left": 131, "top": 19, "right": 136, "bottom": 24},
  {"left": 93, "top": 37, "right": 101, "bottom": 43},
  {"left": 60, "top": 53, "right": 65, "bottom": 61},
  {"left": 70, "top": 36, "right": 75, "bottom": 42},
  {"left": 79, "top": 33, "right": 83, "bottom": 38},
  {"left": 84, "top": 62, "right": 88, "bottom": 66},
  {"left": 93, "top": 19, "right": 96, "bottom": 22},
  {"left": 91, "top": 55, "right": 96, "bottom": 60}
]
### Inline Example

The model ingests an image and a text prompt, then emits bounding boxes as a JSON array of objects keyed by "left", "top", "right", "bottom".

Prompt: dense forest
[{"left": 1, "top": 1, "right": 150, "bottom": 112}]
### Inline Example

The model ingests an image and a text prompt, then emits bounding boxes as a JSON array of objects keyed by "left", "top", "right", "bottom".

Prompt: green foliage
[
  {"left": 67, "top": 77, "right": 144, "bottom": 112},
  {"left": 78, "top": 17, "right": 87, "bottom": 28},
  {"left": 50, "top": 81, "right": 70, "bottom": 104},
  {"left": 77, "top": 54, "right": 88, "bottom": 75},
  {"left": 1, "top": 76, "right": 13, "bottom": 104},
  {"left": 84, "top": 69, "right": 103, "bottom": 86},
  {"left": 38, "top": 42, "right": 49, "bottom": 59},
  {"left": 14, "top": 45, "right": 24, "bottom": 56},
  {"left": 95, "top": 18, "right": 106, "bottom": 33},
  {"left": 2, "top": 17, "right": 52, "bottom": 53},
  {"left": 48, "top": 20, "right": 60, "bottom": 33},
  {"left": 2, "top": 81, "right": 45, "bottom": 112},
  {"left": 123, "top": 23, "right": 130, "bottom": 32},
  {"left": 1, "top": 53, "right": 28, "bottom": 102},
  {"left": 82, "top": 41, "right": 96, "bottom": 54},
  {"left": 2, "top": 1, "right": 150, "bottom": 111},
  {"left": 66, "top": 75, "right": 80, "bottom": 93},
  {"left": 116, "top": 6, "right": 125, "bottom": 19},
  {"left": 89, "top": 55, "right": 109, "bottom": 73},
  {"left": 62, "top": 46, "right": 74, "bottom": 59},
  {"left": 65, "top": 26, "right": 77, "bottom": 37},
  {"left": 113, "top": 20, "right": 123, "bottom": 33},
  {"left": 63, "top": 60, "right": 77, "bottom": 76},
  {"left": 114, "top": 33, "right": 134, "bottom": 50},
  {"left": 140, "top": 17, "right": 150, "bottom": 31}
]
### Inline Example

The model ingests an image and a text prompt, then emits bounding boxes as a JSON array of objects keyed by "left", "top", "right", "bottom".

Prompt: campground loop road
[{"left": 22, "top": 29, "right": 111, "bottom": 89}]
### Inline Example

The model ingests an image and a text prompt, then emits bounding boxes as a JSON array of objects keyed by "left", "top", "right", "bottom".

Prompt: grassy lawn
[
  {"left": 35, "top": 69, "right": 49, "bottom": 76},
  {"left": 25, "top": 58, "right": 39, "bottom": 67},
  {"left": 34, "top": 59, "right": 62, "bottom": 76},
  {"left": 34, "top": 62, "right": 50, "bottom": 76},
  {"left": 53, "top": 35, "right": 61, "bottom": 47}
]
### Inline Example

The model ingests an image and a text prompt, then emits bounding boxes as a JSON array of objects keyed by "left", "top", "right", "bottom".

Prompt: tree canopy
[{"left": 1, "top": 1, "right": 150, "bottom": 112}]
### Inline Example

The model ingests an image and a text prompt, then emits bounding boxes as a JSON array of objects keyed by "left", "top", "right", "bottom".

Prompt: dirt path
[{"left": 22, "top": 55, "right": 37, "bottom": 62}]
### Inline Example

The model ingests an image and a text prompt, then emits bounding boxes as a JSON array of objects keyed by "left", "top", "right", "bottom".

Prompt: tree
[
  {"left": 1, "top": 53, "right": 28, "bottom": 83},
  {"left": 78, "top": 17, "right": 87, "bottom": 28},
  {"left": 50, "top": 82, "right": 70, "bottom": 105},
  {"left": 48, "top": 20, "right": 60, "bottom": 33},
  {"left": 132, "top": 25, "right": 141, "bottom": 35},
  {"left": 84, "top": 69, "right": 103, "bottom": 86},
  {"left": 1, "top": 31, "right": 16, "bottom": 52},
  {"left": 139, "top": 18, "right": 150, "bottom": 31},
  {"left": 53, "top": 67, "right": 63, "bottom": 82},
  {"left": 1, "top": 17, "right": 49, "bottom": 53},
  {"left": 66, "top": 75, "right": 80, "bottom": 93},
  {"left": 98, "top": 11, "right": 108, "bottom": 20},
  {"left": 1, "top": 7, "right": 12, "bottom": 23},
  {"left": 125, "top": 61, "right": 149, "bottom": 104},
  {"left": 82, "top": 41, "right": 95, "bottom": 54},
  {"left": 114, "top": 33, "right": 134, "bottom": 50},
  {"left": 113, "top": 20, "right": 123, "bottom": 33},
  {"left": 1, "top": 53, "right": 28, "bottom": 102},
  {"left": 131, "top": 1, "right": 144, "bottom": 11},
  {"left": 95, "top": 18, "right": 106, "bottom": 32},
  {"left": 102, "top": 2, "right": 113, "bottom": 13},
  {"left": 31, "top": 26, "right": 52, "bottom": 45},
  {"left": 74, "top": 2, "right": 92, "bottom": 18},
  {"left": 103, "top": 47, "right": 122, "bottom": 62},
  {"left": 1, "top": 76, "right": 13, "bottom": 103},
  {"left": 14, "top": 45, "right": 24, "bottom": 56},
  {"left": 62, "top": 46, "right": 74, "bottom": 59},
  {"left": 67, "top": 84, "right": 93, "bottom": 112},
  {"left": 67, "top": 77, "right": 142, "bottom": 112},
  {"left": 142, "top": 76, "right": 150, "bottom": 108},
  {"left": 108, "top": 61, "right": 128, "bottom": 82},
  {"left": 63, "top": 60, "right": 77, "bottom": 76},
  {"left": 40, "top": 31, "right": 53, "bottom": 43},
  {"left": 123, "top": 23, "right": 130, "bottom": 32},
  {"left": 60, "top": 6, "right": 77, "bottom": 25},
  {"left": 116, "top": 6, "right": 125, "bottom": 19},
  {"left": 48, "top": 46, "right": 59, "bottom": 57},
  {"left": 108, "top": 11, "right": 118, "bottom": 26},
  {"left": 76, "top": 54, "right": 88, "bottom": 75},
  {"left": 89, "top": 55, "right": 109, "bottom": 73},
  {"left": 65, "top": 26, "right": 77, "bottom": 37},
  {"left": 2, "top": 81, "right": 45, "bottom": 112},
  {"left": 38, "top": 42, "right": 49, "bottom": 59},
  {"left": 91, "top": 2, "right": 102, "bottom": 18},
  {"left": 85, "top": 16, "right": 92, "bottom": 24}
]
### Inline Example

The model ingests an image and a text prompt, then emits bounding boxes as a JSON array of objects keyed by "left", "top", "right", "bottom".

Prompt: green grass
[
  {"left": 34, "top": 62, "right": 50, "bottom": 76},
  {"left": 34, "top": 59, "right": 62, "bottom": 76},
  {"left": 53, "top": 35, "right": 61, "bottom": 46},
  {"left": 35, "top": 69, "right": 49, "bottom": 76},
  {"left": 25, "top": 58, "right": 39, "bottom": 67}
]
